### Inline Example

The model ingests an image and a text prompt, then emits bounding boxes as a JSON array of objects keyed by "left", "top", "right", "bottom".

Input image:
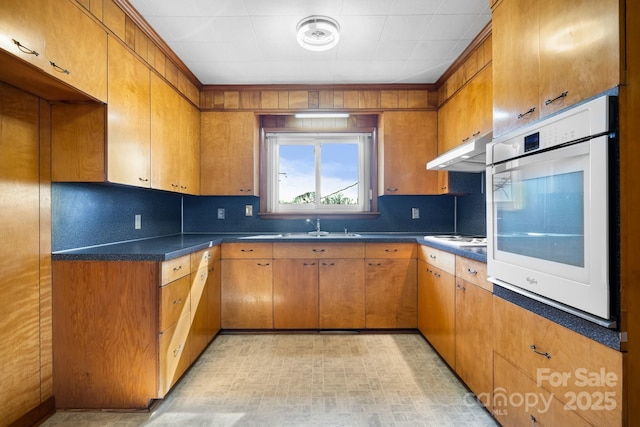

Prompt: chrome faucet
[{"left": 306, "top": 218, "right": 321, "bottom": 233}]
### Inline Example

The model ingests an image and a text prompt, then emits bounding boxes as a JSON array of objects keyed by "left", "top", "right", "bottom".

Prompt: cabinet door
[
  {"left": 319, "top": 259, "right": 365, "bottom": 329},
  {"left": 44, "top": 0, "right": 107, "bottom": 102},
  {"left": 201, "top": 112, "right": 258, "bottom": 195},
  {"left": 455, "top": 278, "right": 493, "bottom": 411},
  {"left": 221, "top": 259, "right": 273, "bottom": 329},
  {"left": 419, "top": 263, "right": 455, "bottom": 367},
  {"left": 179, "top": 100, "right": 201, "bottom": 195},
  {"left": 365, "top": 258, "right": 417, "bottom": 328},
  {"left": 107, "top": 39, "right": 151, "bottom": 187},
  {"left": 492, "top": 0, "right": 540, "bottom": 137},
  {"left": 0, "top": 83, "right": 41, "bottom": 422},
  {"left": 0, "top": 0, "right": 47, "bottom": 70},
  {"left": 538, "top": 0, "right": 620, "bottom": 116},
  {"left": 158, "top": 311, "right": 191, "bottom": 397},
  {"left": 273, "top": 259, "right": 319, "bottom": 329},
  {"left": 150, "top": 74, "right": 181, "bottom": 192},
  {"left": 380, "top": 111, "right": 438, "bottom": 195},
  {"left": 189, "top": 267, "right": 209, "bottom": 363},
  {"left": 207, "top": 260, "right": 221, "bottom": 340},
  {"left": 494, "top": 353, "right": 591, "bottom": 427}
]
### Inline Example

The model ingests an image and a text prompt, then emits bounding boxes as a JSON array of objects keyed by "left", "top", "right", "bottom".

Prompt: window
[{"left": 265, "top": 132, "right": 372, "bottom": 213}]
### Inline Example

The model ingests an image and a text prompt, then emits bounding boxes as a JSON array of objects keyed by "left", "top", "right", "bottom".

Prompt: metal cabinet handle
[
  {"left": 239, "top": 188, "right": 252, "bottom": 192},
  {"left": 13, "top": 39, "right": 40, "bottom": 56},
  {"left": 517, "top": 107, "right": 536, "bottom": 119},
  {"left": 429, "top": 254, "right": 436, "bottom": 259},
  {"left": 138, "top": 177, "right": 149, "bottom": 182},
  {"left": 257, "top": 262, "right": 270, "bottom": 266},
  {"left": 472, "top": 130, "right": 481, "bottom": 137},
  {"left": 530, "top": 344, "right": 551, "bottom": 359},
  {"left": 456, "top": 283, "right": 466, "bottom": 291},
  {"left": 322, "top": 262, "right": 335, "bottom": 266},
  {"left": 303, "top": 262, "right": 316, "bottom": 266},
  {"left": 49, "top": 61, "right": 70, "bottom": 74},
  {"left": 467, "top": 267, "right": 477, "bottom": 275},
  {"left": 240, "top": 249, "right": 254, "bottom": 252},
  {"left": 368, "top": 262, "right": 382, "bottom": 266},
  {"left": 312, "top": 249, "right": 325, "bottom": 253},
  {"left": 544, "top": 91, "right": 568, "bottom": 106},
  {"left": 386, "top": 188, "right": 398, "bottom": 192},
  {"left": 385, "top": 248, "right": 398, "bottom": 253},
  {"left": 173, "top": 344, "right": 183, "bottom": 358},
  {"left": 173, "top": 265, "right": 182, "bottom": 272},
  {"left": 173, "top": 297, "right": 183, "bottom": 305}
]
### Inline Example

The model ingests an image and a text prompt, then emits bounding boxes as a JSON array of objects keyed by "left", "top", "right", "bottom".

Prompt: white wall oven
[{"left": 486, "top": 95, "right": 618, "bottom": 327}]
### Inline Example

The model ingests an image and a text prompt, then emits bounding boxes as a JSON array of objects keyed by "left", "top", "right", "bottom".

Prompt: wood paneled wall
[
  {"left": 200, "top": 87, "right": 438, "bottom": 112},
  {"left": 74, "top": 0, "right": 200, "bottom": 106}
]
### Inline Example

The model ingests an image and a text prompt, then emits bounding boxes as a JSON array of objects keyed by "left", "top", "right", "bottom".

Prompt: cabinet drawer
[
  {"left": 161, "top": 254, "right": 191, "bottom": 285},
  {"left": 158, "top": 312, "right": 191, "bottom": 397},
  {"left": 455, "top": 256, "right": 490, "bottom": 292},
  {"left": 493, "top": 297, "right": 623, "bottom": 426},
  {"left": 365, "top": 243, "right": 416, "bottom": 259},
  {"left": 493, "top": 353, "right": 590, "bottom": 427},
  {"left": 159, "top": 275, "right": 191, "bottom": 332},
  {"left": 190, "top": 246, "right": 220, "bottom": 272},
  {"left": 221, "top": 242, "right": 273, "bottom": 259},
  {"left": 273, "top": 242, "right": 364, "bottom": 259},
  {"left": 418, "top": 245, "right": 455, "bottom": 274}
]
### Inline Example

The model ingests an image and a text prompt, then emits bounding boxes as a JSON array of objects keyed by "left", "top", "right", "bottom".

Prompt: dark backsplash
[
  {"left": 52, "top": 183, "right": 182, "bottom": 252},
  {"left": 52, "top": 183, "right": 486, "bottom": 251}
]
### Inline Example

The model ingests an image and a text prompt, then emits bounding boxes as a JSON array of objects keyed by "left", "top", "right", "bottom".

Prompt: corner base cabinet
[{"left": 52, "top": 247, "right": 221, "bottom": 409}]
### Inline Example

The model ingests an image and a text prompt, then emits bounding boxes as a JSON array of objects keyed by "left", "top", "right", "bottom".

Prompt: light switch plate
[
  {"left": 411, "top": 207, "right": 420, "bottom": 219},
  {"left": 134, "top": 214, "right": 141, "bottom": 229},
  {"left": 245, "top": 205, "right": 253, "bottom": 216},
  {"left": 217, "top": 208, "right": 225, "bottom": 219}
]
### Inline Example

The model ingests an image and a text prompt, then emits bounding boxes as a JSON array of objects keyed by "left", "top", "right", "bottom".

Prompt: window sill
[{"left": 258, "top": 212, "right": 380, "bottom": 220}]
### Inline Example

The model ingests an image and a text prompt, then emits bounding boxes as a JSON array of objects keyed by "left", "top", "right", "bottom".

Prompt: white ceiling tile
[
  {"left": 130, "top": 0, "right": 490, "bottom": 84},
  {"left": 389, "top": 0, "right": 443, "bottom": 15},
  {"left": 423, "top": 15, "right": 480, "bottom": 41},
  {"left": 380, "top": 15, "right": 434, "bottom": 41}
]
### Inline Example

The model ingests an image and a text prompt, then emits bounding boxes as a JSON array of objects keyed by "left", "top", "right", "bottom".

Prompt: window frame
[{"left": 259, "top": 127, "right": 379, "bottom": 219}]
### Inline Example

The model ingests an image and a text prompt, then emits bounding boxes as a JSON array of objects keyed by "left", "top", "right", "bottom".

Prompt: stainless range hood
[{"left": 426, "top": 132, "right": 492, "bottom": 172}]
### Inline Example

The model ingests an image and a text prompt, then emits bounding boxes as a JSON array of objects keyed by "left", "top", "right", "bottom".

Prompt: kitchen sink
[{"left": 240, "top": 232, "right": 362, "bottom": 240}]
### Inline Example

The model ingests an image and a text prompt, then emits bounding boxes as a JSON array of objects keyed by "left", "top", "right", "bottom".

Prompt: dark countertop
[
  {"left": 52, "top": 232, "right": 618, "bottom": 350},
  {"left": 52, "top": 232, "right": 487, "bottom": 262}
]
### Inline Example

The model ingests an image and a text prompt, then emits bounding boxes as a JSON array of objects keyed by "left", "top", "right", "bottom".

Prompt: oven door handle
[{"left": 493, "top": 138, "right": 594, "bottom": 174}]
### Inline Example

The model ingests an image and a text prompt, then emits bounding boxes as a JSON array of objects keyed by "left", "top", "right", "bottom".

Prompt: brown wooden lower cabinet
[
  {"left": 365, "top": 257, "right": 417, "bottom": 329},
  {"left": 273, "top": 258, "right": 319, "bottom": 329},
  {"left": 221, "top": 258, "right": 273, "bottom": 329},
  {"left": 52, "top": 247, "right": 221, "bottom": 410},
  {"left": 319, "top": 259, "right": 365, "bottom": 329}
]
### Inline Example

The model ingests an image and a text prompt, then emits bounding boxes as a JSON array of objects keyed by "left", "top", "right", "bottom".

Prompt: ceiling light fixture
[
  {"left": 294, "top": 112, "right": 349, "bottom": 119},
  {"left": 296, "top": 16, "right": 340, "bottom": 51}
]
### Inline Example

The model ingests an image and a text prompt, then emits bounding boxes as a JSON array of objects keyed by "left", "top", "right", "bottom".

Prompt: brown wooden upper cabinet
[
  {"left": 150, "top": 73, "right": 200, "bottom": 195},
  {"left": 201, "top": 112, "right": 259, "bottom": 196},
  {"left": 438, "top": 64, "right": 492, "bottom": 155},
  {"left": 492, "top": 0, "right": 621, "bottom": 137},
  {"left": 379, "top": 111, "right": 438, "bottom": 195}
]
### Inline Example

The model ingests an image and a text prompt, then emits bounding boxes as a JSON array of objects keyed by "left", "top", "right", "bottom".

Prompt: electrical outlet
[
  {"left": 217, "top": 208, "right": 225, "bottom": 220},
  {"left": 245, "top": 205, "right": 253, "bottom": 216},
  {"left": 411, "top": 207, "right": 420, "bottom": 219},
  {"left": 134, "top": 214, "right": 142, "bottom": 229}
]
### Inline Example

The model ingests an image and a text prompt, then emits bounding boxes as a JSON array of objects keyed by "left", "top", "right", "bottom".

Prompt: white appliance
[{"left": 486, "top": 94, "right": 617, "bottom": 327}]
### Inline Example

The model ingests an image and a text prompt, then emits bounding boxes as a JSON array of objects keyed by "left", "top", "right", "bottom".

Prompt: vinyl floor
[{"left": 41, "top": 333, "right": 497, "bottom": 426}]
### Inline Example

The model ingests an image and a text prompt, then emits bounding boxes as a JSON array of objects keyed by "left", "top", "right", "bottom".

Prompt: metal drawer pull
[
  {"left": 467, "top": 267, "right": 478, "bottom": 275},
  {"left": 13, "top": 39, "right": 40, "bottom": 56},
  {"left": 303, "top": 262, "right": 316, "bottom": 266},
  {"left": 385, "top": 249, "right": 398, "bottom": 253},
  {"left": 429, "top": 254, "right": 436, "bottom": 259},
  {"left": 386, "top": 188, "right": 398, "bottom": 192},
  {"left": 200, "top": 272, "right": 207, "bottom": 280},
  {"left": 312, "top": 249, "right": 325, "bottom": 253},
  {"left": 368, "top": 262, "right": 382, "bottom": 266},
  {"left": 530, "top": 344, "right": 551, "bottom": 359},
  {"left": 240, "top": 249, "right": 254, "bottom": 252},
  {"left": 173, "top": 265, "right": 182, "bottom": 272},
  {"left": 257, "top": 262, "right": 270, "bottom": 266},
  {"left": 173, "top": 344, "right": 183, "bottom": 358},
  {"left": 472, "top": 130, "right": 481, "bottom": 137},
  {"left": 138, "top": 177, "right": 149, "bottom": 182},
  {"left": 544, "top": 91, "right": 568, "bottom": 105},
  {"left": 322, "top": 262, "right": 335, "bottom": 266},
  {"left": 456, "top": 283, "right": 466, "bottom": 291},
  {"left": 517, "top": 107, "right": 535, "bottom": 119},
  {"left": 173, "top": 298, "right": 183, "bottom": 305}
]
